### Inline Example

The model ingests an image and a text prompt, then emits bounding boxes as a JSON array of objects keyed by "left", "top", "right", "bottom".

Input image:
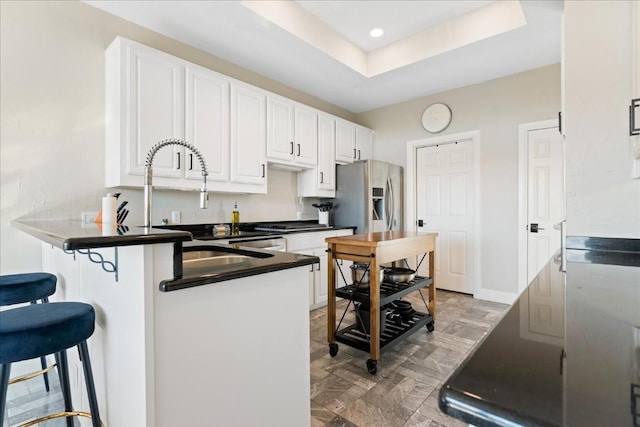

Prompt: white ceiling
[{"left": 85, "top": 0, "right": 563, "bottom": 113}]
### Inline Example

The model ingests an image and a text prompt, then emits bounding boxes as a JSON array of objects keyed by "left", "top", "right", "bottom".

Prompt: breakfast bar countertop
[
  {"left": 438, "top": 237, "right": 640, "bottom": 426},
  {"left": 11, "top": 218, "right": 192, "bottom": 250}
]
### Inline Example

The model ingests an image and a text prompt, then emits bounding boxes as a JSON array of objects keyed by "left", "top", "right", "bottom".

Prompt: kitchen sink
[{"left": 182, "top": 245, "right": 273, "bottom": 269}]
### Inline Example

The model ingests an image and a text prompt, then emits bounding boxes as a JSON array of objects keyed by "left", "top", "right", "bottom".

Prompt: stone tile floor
[
  {"left": 5, "top": 290, "right": 508, "bottom": 426},
  {"left": 310, "top": 290, "right": 508, "bottom": 426}
]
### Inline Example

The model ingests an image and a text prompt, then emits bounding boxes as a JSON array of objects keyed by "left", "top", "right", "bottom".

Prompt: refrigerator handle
[{"left": 386, "top": 177, "right": 394, "bottom": 230}]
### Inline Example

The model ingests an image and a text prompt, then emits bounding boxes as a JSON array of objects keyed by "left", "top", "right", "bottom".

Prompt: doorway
[
  {"left": 406, "top": 131, "right": 480, "bottom": 295},
  {"left": 518, "top": 120, "right": 564, "bottom": 294}
]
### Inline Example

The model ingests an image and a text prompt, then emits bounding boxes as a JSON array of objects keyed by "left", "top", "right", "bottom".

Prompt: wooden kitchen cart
[{"left": 325, "top": 231, "right": 438, "bottom": 374}]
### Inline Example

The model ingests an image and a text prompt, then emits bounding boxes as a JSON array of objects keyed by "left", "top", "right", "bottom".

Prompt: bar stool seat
[
  {"left": 0, "top": 272, "right": 57, "bottom": 392},
  {"left": 0, "top": 273, "right": 56, "bottom": 306},
  {"left": 0, "top": 302, "right": 101, "bottom": 427}
]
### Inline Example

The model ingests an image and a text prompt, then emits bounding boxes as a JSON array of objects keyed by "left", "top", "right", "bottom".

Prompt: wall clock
[{"left": 421, "top": 103, "right": 452, "bottom": 133}]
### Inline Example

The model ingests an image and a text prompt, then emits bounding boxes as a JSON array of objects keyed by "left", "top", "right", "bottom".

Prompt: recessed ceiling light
[{"left": 369, "top": 28, "right": 384, "bottom": 38}]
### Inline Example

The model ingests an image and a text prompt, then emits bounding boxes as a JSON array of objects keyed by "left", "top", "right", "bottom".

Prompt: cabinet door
[
  {"left": 317, "top": 113, "right": 335, "bottom": 191},
  {"left": 185, "top": 64, "right": 229, "bottom": 183},
  {"left": 125, "top": 42, "right": 185, "bottom": 179},
  {"left": 314, "top": 252, "right": 329, "bottom": 307},
  {"left": 355, "top": 126, "right": 374, "bottom": 161},
  {"left": 633, "top": 2, "right": 640, "bottom": 175},
  {"left": 335, "top": 118, "right": 356, "bottom": 164},
  {"left": 294, "top": 105, "right": 318, "bottom": 167},
  {"left": 230, "top": 82, "right": 267, "bottom": 187},
  {"left": 266, "top": 95, "right": 295, "bottom": 163}
]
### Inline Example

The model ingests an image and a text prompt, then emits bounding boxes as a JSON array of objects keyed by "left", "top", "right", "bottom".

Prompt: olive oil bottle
[{"left": 231, "top": 202, "right": 240, "bottom": 234}]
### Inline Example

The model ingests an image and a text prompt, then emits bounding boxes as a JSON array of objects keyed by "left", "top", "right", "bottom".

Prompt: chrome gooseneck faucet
[{"left": 143, "top": 138, "right": 208, "bottom": 228}]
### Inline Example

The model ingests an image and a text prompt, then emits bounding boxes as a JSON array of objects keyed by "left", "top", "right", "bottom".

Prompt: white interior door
[
  {"left": 526, "top": 126, "right": 564, "bottom": 283},
  {"left": 416, "top": 139, "right": 475, "bottom": 294}
]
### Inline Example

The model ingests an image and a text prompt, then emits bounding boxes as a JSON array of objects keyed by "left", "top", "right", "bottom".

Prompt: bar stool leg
[
  {"left": 39, "top": 356, "right": 50, "bottom": 392},
  {"left": 78, "top": 341, "right": 101, "bottom": 427},
  {"left": 1, "top": 364, "right": 11, "bottom": 425},
  {"left": 31, "top": 299, "right": 52, "bottom": 392},
  {"left": 56, "top": 350, "right": 74, "bottom": 427}
]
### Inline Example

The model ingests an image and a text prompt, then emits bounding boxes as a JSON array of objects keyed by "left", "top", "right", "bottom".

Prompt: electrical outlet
[
  {"left": 81, "top": 211, "right": 98, "bottom": 224},
  {"left": 171, "top": 211, "right": 182, "bottom": 224}
]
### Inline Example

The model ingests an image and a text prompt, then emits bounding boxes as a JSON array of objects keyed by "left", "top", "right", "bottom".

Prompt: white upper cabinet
[
  {"left": 355, "top": 126, "right": 374, "bottom": 161},
  {"left": 105, "top": 37, "right": 265, "bottom": 193},
  {"left": 266, "top": 95, "right": 294, "bottom": 163},
  {"left": 185, "top": 63, "right": 229, "bottom": 184},
  {"left": 298, "top": 113, "right": 335, "bottom": 197},
  {"left": 266, "top": 94, "right": 318, "bottom": 169},
  {"left": 335, "top": 119, "right": 374, "bottom": 163},
  {"left": 105, "top": 37, "right": 372, "bottom": 195},
  {"left": 295, "top": 104, "right": 319, "bottom": 167},
  {"left": 335, "top": 118, "right": 356, "bottom": 164},
  {"left": 230, "top": 81, "right": 267, "bottom": 190},
  {"left": 106, "top": 37, "right": 185, "bottom": 187}
]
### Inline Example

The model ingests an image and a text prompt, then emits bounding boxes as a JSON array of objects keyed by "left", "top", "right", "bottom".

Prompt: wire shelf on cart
[
  {"left": 336, "top": 276, "right": 433, "bottom": 307},
  {"left": 335, "top": 311, "right": 433, "bottom": 353},
  {"left": 325, "top": 231, "right": 439, "bottom": 375}
]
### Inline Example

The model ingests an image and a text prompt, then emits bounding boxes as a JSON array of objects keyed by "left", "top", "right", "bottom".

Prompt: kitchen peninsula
[{"left": 12, "top": 217, "right": 318, "bottom": 426}]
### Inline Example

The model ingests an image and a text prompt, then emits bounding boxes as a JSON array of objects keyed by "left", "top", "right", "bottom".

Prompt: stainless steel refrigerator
[{"left": 333, "top": 160, "right": 403, "bottom": 233}]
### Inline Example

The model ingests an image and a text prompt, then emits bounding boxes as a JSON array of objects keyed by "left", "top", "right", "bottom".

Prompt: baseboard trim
[{"left": 474, "top": 288, "right": 518, "bottom": 305}]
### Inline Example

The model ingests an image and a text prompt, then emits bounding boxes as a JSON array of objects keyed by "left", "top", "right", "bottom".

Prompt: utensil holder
[{"left": 319, "top": 211, "right": 329, "bottom": 225}]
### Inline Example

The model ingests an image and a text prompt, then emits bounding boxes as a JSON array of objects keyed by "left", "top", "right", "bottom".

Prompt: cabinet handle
[
  {"left": 297, "top": 143, "right": 301, "bottom": 157},
  {"left": 353, "top": 148, "right": 357, "bottom": 159},
  {"left": 176, "top": 152, "right": 181, "bottom": 169},
  {"left": 358, "top": 149, "right": 361, "bottom": 160},
  {"left": 261, "top": 164, "right": 265, "bottom": 178},
  {"left": 290, "top": 141, "right": 294, "bottom": 155},
  {"left": 630, "top": 98, "right": 640, "bottom": 136},
  {"left": 320, "top": 171, "right": 324, "bottom": 183},
  {"left": 558, "top": 111, "right": 562, "bottom": 134},
  {"left": 189, "top": 153, "right": 193, "bottom": 170}
]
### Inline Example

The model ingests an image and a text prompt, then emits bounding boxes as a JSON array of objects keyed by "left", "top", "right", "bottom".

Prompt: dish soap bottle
[{"left": 231, "top": 202, "right": 240, "bottom": 235}]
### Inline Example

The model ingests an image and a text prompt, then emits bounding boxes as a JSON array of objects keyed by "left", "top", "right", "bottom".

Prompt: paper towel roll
[{"left": 102, "top": 193, "right": 117, "bottom": 224}]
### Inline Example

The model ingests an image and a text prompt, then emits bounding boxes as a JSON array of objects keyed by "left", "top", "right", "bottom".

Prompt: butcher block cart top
[{"left": 325, "top": 231, "right": 438, "bottom": 374}]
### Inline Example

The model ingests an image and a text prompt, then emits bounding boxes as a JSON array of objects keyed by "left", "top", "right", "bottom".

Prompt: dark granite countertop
[
  {"left": 439, "top": 237, "right": 640, "bottom": 426},
  {"left": 11, "top": 218, "right": 192, "bottom": 250},
  {"left": 12, "top": 218, "right": 354, "bottom": 250},
  {"left": 11, "top": 218, "right": 334, "bottom": 292},
  {"left": 159, "top": 243, "right": 319, "bottom": 292}
]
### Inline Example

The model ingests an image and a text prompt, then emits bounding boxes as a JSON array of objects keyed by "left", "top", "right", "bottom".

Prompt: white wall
[
  {"left": 564, "top": 0, "right": 640, "bottom": 238},
  {"left": 357, "top": 65, "right": 561, "bottom": 297},
  {"left": 0, "top": 1, "right": 351, "bottom": 274}
]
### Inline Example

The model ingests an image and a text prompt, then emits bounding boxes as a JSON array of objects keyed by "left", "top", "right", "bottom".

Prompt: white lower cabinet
[
  {"left": 286, "top": 229, "right": 353, "bottom": 309},
  {"left": 299, "top": 248, "right": 328, "bottom": 308}
]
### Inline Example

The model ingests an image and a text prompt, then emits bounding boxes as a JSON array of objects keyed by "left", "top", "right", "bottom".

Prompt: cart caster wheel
[
  {"left": 426, "top": 321, "right": 435, "bottom": 332},
  {"left": 366, "top": 359, "right": 378, "bottom": 375},
  {"left": 329, "top": 343, "right": 339, "bottom": 357}
]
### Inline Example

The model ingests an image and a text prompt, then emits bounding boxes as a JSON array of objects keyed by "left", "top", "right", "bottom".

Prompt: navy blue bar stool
[
  {"left": 0, "top": 273, "right": 57, "bottom": 391},
  {"left": 0, "top": 302, "right": 102, "bottom": 427}
]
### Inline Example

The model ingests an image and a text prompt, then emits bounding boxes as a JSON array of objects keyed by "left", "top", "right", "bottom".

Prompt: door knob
[{"left": 529, "top": 223, "right": 545, "bottom": 233}]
